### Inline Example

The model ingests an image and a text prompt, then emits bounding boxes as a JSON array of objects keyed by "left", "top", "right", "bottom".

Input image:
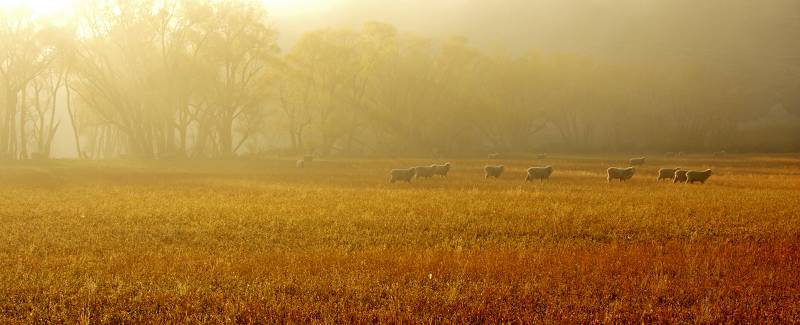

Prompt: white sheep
[
  {"left": 390, "top": 168, "right": 416, "bottom": 183},
  {"left": 657, "top": 167, "right": 680, "bottom": 181},
  {"left": 484, "top": 165, "right": 505, "bottom": 179},
  {"left": 526, "top": 166, "right": 553, "bottom": 181},
  {"left": 686, "top": 169, "right": 713, "bottom": 184},
  {"left": 414, "top": 165, "right": 436, "bottom": 179},
  {"left": 296, "top": 160, "right": 304, "bottom": 168},
  {"left": 432, "top": 163, "right": 451, "bottom": 177},
  {"left": 607, "top": 167, "right": 636, "bottom": 182},
  {"left": 629, "top": 157, "right": 646, "bottom": 166},
  {"left": 673, "top": 170, "right": 688, "bottom": 183}
]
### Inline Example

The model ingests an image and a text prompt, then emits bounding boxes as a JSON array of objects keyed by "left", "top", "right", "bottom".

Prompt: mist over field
[
  {"left": 1, "top": 0, "right": 800, "bottom": 323},
  {"left": 1, "top": 0, "right": 798, "bottom": 159}
]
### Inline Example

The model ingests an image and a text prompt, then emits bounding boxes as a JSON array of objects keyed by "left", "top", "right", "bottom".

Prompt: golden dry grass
[{"left": 1, "top": 154, "right": 799, "bottom": 323}]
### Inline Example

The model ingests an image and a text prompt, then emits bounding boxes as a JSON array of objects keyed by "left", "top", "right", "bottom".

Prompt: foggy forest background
[{"left": 1, "top": 0, "right": 799, "bottom": 160}]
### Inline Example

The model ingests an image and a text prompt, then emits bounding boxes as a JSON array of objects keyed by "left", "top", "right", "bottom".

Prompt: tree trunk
[
  {"left": 218, "top": 111, "right": 234, "bottom": 156},
  {"left": 65, "top": 75, "right": 83, "bottom": 159},
  {"left": 44, "top": 78, "right": 61, "bottom": 157},
  {"left": 3, "top": 88, "right": 17, "bottom": 157},
  {"left": 19, "top": 87, "right": 27, "bottom": 159}
]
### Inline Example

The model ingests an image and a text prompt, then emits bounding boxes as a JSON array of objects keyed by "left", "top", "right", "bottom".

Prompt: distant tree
[
  {"left": 191, "top": 0, "right": 278, "bottom": 157},
  {"left": 0, "top": 8, "right": 56, "bottom": 159}
]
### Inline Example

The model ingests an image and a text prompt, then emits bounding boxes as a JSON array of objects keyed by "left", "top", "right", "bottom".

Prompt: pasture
[{"left": 1, "top": 154, "right": 799, "bottom": 322}]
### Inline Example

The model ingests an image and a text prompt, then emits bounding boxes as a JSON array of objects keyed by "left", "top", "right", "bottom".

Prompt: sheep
[
  {"left": 432, "top": 163, "right": 451, "bottom": 177},
  {"left": 607, "top": 167, "right": 636, "bottom": 182},
  {"left": 488, "top": 153, "right": 500, "bottom": 159},
  {"left": 686, "top": 169, "right": 713, "bottom": 184},
  {"left": 526, "top": 166, "right": 553, "bottom": 181},
  {"left": 673, "top": 170, "right": 688, "bottom": 183},
  {"left": 390, "top": 168, "right": 416, "bottom": 183},
  {"left": 629, "top": 157, "right": 646, "bottom": 166},
  {"left": 657, "top": 167, "right": 681, "bottom": 181},
  {"left": 296, "top": 159, "right": 305, "bottom": 168},
  {"left": 414, "top": 165, "right": 437, "bottom": 179},
  {"left": 484, "top": 165, "right": 505, "bottom": 179}
]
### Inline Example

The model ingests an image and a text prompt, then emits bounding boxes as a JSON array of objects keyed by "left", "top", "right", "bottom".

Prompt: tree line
[{"left": 1, "top": 0, "right": 797, "bottom": 160}]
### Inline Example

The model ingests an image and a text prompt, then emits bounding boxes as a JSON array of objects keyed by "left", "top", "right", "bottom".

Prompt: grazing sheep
[
  {"left": 488, "top": 153, "right": 500, "bottom": 159},
  {"left": 536, "top": 154, "right": 547, "bottom": 160},
  {"left": 629, "top": 157, "right": 646, "bottom": 166},
  {"left": 686, "top": 169, "right": 713, "bottom": 184},
  {"left": 673, "top": 170, "right": 688, "bottom": 183},
  {"left": 390, "top": 168, "right": 416, "bottom": 183},
  {"left": 657, "top": 167, "right": 681, "bottom": 181},
  {"left": 526, "top": 166, "right": 553, "bottom": 181},
  {"left": 296, "top": 160, "right": 305, "bottom": 168},
  {"left": 432, "top": 163, "right": 451, "bottom": 177},
  {"left": 607, "top": 167, "right": 636, "bottom": 182},
  {"left": 484, "top": 165, "right": 505, "bottom": 179},
  {"left": 414, "top": 165, "right": 437, "bottom": 179}
]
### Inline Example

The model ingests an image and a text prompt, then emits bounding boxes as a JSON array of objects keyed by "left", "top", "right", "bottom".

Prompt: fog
[
  {"left": 272, "top": 0, "right": 800, "bottom": 65},
  {"left": 1, "top": 0, "right": 798, "bottom": 159}
]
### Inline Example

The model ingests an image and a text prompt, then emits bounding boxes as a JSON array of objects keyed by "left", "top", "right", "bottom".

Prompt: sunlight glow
[
  {"left": 0, "top": 0, "right": 75, "bottom": 16},
  {"left": 261, "top": 0, "right": 336, "bottom": 15},
  {"left": 0, "top": 0, "right": 333, "bottom": 18}
]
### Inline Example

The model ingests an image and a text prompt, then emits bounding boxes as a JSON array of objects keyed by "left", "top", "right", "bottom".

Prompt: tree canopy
[{"left": 0, "top": 0, "right": 797, "bottom": 159}]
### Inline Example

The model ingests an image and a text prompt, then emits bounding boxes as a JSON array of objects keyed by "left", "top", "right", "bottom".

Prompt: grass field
[{"left": 1, "top": 155, "right": 799, "bottom": 323}]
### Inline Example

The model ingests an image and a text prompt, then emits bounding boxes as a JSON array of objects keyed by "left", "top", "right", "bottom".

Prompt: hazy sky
[
  {"left": 3, "top": 0, "right": 797, "bottom": 67},
  {"left": 265, "top": 0, "right": 800, "bottom": 70}
]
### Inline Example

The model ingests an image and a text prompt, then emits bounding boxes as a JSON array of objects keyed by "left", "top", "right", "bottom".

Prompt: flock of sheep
[
  {"left": 389, "top": 156, "right": 714, "bottom": 184},
  {"left": 390, "top": 163, "right": 451, "bottom": 182}
]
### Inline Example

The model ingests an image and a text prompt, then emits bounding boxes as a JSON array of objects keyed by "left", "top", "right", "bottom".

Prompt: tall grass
[{"left": 1, "top": 155, "right": 798, "bottom": 322}]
